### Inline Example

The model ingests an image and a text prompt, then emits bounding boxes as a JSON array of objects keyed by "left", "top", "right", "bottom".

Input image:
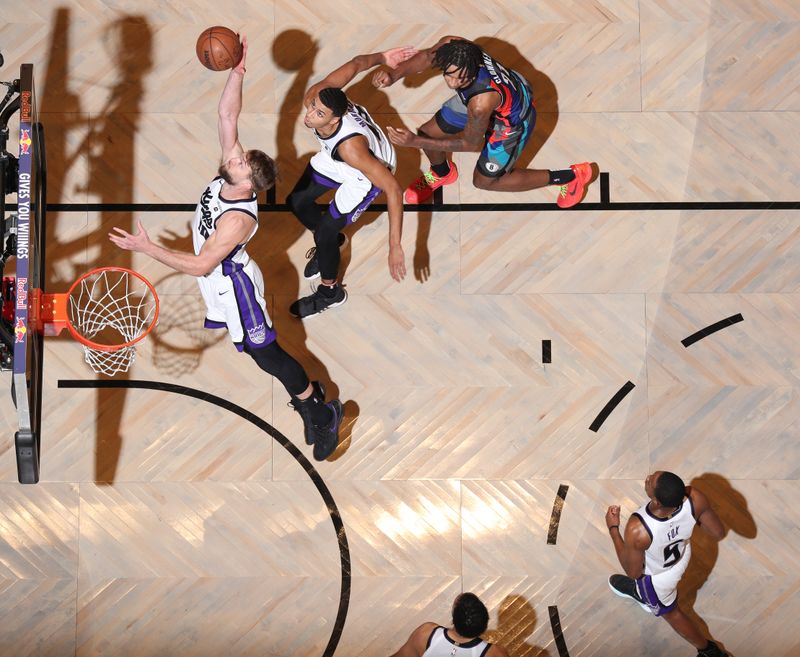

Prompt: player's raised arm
[
  {"left": 217, "top": 35, "right": 248, "bottom": 161},
  {"left": 303, "top": 46, "right": 417, "bottom": 108},
  {"left": 372, "top": 35, "right": 461, "bottom": 88}
]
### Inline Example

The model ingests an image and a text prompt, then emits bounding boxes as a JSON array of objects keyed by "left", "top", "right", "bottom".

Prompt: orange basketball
[{"left": 196, "top": 26, "right": 242, "bottom": 71}]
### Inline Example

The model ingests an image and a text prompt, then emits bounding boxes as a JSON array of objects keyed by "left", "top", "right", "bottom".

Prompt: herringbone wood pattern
[{"left": 1, "top": 2, "right": 799, "bottom": 656}]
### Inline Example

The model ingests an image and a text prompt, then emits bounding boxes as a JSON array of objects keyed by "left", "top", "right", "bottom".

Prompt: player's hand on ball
[
  {"left": 382, "top": 46, "right": 417, "bottom": 68},
  {"left": 234, "top": 34, "right": 247, "bottom": 74}
]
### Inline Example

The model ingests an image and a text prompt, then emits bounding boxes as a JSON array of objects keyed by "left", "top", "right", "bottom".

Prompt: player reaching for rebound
[
  {"left": 606, "top": 471, "right": 729, "bottom": 657},
  {"left": 374, "top": 37, "right": 594, "bottom": 208},
  {"left": 287, "top": 46, "right": 414, "bottom": 319},
  {"left": 109, "top": 37, "right": 342, "bottom": 461}
]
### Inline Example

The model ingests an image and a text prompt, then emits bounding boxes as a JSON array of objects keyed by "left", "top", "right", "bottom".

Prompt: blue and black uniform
[{"left": 435, "top": 49, "right": 535, "bottom": 178}]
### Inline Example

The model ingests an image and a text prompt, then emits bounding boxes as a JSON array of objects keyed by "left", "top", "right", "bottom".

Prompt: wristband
[{"left": 608, "top": 525, "right": 620, "bottom": 531}]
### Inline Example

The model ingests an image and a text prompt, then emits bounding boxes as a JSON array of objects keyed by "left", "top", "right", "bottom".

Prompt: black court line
[
  {"left": 546, "top": 484, "right": 569, "bottom": 545},
  {"left": 589, "top": 381, "right": 636, "bottom": 433},
  {"left": 58, "top": 379, "right": 350, "bottom": 657},
  {"left": 542, "top": 339, "right": 552, "bottom": 364},
  {"left": 681, "top": 313, "right": 744, "bottom": 348},
  {"left": 548, "top": 605, "right": 571, "bottom": 657},
  {"left": 599, "top": 172, "right": 610, "bottom": 205},
  {"left": 8, "top": 199, "right": 800, "bottom": 213}
]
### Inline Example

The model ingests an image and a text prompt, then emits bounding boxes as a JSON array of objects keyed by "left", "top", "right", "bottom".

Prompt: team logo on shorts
[
  {"left": 248, "top": 323, "right": 267, "bottom": 344},
  {"left": 485, "top": 162, "right": 500, "bottom": 173}
]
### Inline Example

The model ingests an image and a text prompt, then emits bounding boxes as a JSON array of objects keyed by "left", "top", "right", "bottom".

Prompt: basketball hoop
[{"left": 40, "top": 267, "right": 159, "bottom": 375}]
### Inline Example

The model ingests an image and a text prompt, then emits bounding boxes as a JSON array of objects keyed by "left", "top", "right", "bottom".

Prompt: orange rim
[{"left": 61, "top": 266, "right": 160, "bottom": 352}]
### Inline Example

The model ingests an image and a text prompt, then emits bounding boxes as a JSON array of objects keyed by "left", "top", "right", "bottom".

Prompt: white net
[{"left": 68, "top": 269, "right": 158, "bottom": 375}]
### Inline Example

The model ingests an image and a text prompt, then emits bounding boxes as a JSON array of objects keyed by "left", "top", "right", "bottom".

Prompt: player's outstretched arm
[
  {"left": 303, "top": 46, "right": 416, "bottom": 108},
  {"left": 372, "top": 35, "right": 462, "bottom": 88},
  {"left": 218, "top": 35, "right": 248, "bottom": 161},
  {"left": 108, "top": 213, "right": 253, "bottom": 277}
]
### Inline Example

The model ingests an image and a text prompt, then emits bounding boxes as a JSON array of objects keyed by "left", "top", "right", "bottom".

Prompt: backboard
[{"left": 13, "top": 63, "right": 46, "bottom": 484}]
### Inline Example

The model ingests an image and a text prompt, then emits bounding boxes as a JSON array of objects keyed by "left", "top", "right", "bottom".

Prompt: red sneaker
[
  {"left": 404, "top": 162, "right": 459, "bottom": 204},
  {"left": 556, "top": 162, "right": 593, "bottom": 208}
]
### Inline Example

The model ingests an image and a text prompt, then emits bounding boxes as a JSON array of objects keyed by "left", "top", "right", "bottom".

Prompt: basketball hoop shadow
[{"left": 148, "top": 271, "right": 227, "bottom": 377}]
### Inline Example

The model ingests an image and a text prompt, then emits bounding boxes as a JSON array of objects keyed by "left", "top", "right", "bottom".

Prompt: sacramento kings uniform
[
  {"left": 191, "top": 176, "right": 276, "bottom": 351},
  {"left": 422, "top": 627, "right": 491, "bottom": 657},
  {"left": 310, "top": 101, "right": 397, "bottom": 223},
  {"left": 435, "top": 49, "right": 535, "bottom": 177},
  {"left": 631, "top": 496, "right": 697, "bottom": 616}
]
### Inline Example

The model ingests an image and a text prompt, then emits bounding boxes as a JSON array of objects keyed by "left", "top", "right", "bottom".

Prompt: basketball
[{"left": 195, "top": 26, "right": 242, "bottom": 71}]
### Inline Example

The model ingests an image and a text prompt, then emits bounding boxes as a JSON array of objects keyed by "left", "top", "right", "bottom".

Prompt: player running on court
[
  {"left": 287, "top": 47, "right": 415, "bottom": 319},
  {"left": 109, "top": 37, "right": 342, "bottom": 461},
  {"left": 373, "top": 37, "right": 593, "bottom": 208},
  {"left": 606, "top": 470, "right": 729, "bottom": 657}
]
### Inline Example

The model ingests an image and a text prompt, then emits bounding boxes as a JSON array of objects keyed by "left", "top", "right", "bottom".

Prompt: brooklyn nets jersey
[
  {"left": 632, "top": 496, "right": 697, "bottom": 577},
  {"left": 422, "top": 627, "right": 492, "bottom": 657},
  {"left": 191, "top": 176, "right": 259, "bottom": 277},
  {"left": 313, "top": 102, "right": 396, "bottom": 172}
]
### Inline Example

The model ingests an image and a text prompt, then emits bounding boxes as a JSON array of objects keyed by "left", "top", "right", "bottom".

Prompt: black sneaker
[
  {"left": 312, "top": 399, "right": 343, "bottom": 461},
  {"left": 698, "top": 641, "right": 728, "bottom": 657},
  {"left": 303, "top": 233, "right": 349, "bottom": 280},
  {"left": 289, "top": 284, "right": 347, "bottom": 318},
  {"left": 288, "top": 381, "right": 326, "bottom": 445},
  {"left": 608, "top": 574, "right": 651, "bottom": 613}
]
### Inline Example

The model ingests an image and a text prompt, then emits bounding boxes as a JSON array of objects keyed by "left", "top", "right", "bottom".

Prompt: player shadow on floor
[
  {"left": 678, "top": 473, "right": 757, "bottom": 652},
  {"left": 483, "top": 594, "right": 552, "bottom": 657},
  {"left": 40, "top": 7, "right": 153, "bottom": 483}
]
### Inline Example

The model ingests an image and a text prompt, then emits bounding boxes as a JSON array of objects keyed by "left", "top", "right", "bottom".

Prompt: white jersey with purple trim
[
  {"left": 190, "top": 176, "right": 275, "bottom": 351},
  {"left": 191, "top": 176, "right": 258, "bottom": 276},
  {"left": 422, "top": 627, "right": 491, "bottom": 657},
  {"left": 313, "top": 102, "right": 396, "bottom": 173},
  {"left": 633, "top": 497, "right": 697, "bottom": 577}
]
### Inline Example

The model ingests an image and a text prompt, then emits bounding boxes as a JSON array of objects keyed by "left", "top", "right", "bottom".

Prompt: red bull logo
[
  {"left": 14, "top": 317, "right": 27, "bottom": 343},
  {"left": 20, "top": 129, "right": 31, "bottom": 155}
]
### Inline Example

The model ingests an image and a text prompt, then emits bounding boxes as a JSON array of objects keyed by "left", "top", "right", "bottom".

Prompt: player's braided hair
[
  {"left": 318, "top": 87, "right": 349, "bottom": 118},
  {"left": 432, "top": 39, "right": 483, "bottom": 81}
]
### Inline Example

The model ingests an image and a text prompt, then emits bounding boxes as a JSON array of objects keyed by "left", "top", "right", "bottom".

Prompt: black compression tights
[{"left": 244, "top": 341, "right": 309, "bottom": 397}]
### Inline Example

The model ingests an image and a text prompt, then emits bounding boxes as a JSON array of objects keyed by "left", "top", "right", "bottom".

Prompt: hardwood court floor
[{"left": 1, "top": 2, "right": 799, "bottom": 656}]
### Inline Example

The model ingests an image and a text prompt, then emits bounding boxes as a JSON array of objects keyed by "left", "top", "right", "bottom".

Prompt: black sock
[
  {"left": 431, "top": 161, "right": 451, "bottom": 177},
  {"left": 318, "top": 282, "right": 338, "bottom": 298},
  {"left": 549, "top": 169, "right": 575, "bottom": 185}
]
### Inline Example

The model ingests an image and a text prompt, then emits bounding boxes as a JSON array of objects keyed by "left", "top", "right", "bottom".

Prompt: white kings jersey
[
  {"left": 422, "top": 627, "right": 492, "bottom": 657},
  {"left": 632, "top": 496, "right": 697, "bottom": 577},
  {"left": 191, "top": 176, "right": 258, "bottom": 276},
  {"left": 314, "top": 102, "right": 397, "bottom": 173}
]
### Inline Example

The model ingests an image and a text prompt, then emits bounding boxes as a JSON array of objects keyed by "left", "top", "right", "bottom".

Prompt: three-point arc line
[
  {"left": 681, "top": 313, "right": 744, "bottom": 347},
  {"left": 58, "top": 378, "right": 350, "bottom": 657},
  {"left": 589, "top": 381, "right": 635, "bottom": 432}
]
